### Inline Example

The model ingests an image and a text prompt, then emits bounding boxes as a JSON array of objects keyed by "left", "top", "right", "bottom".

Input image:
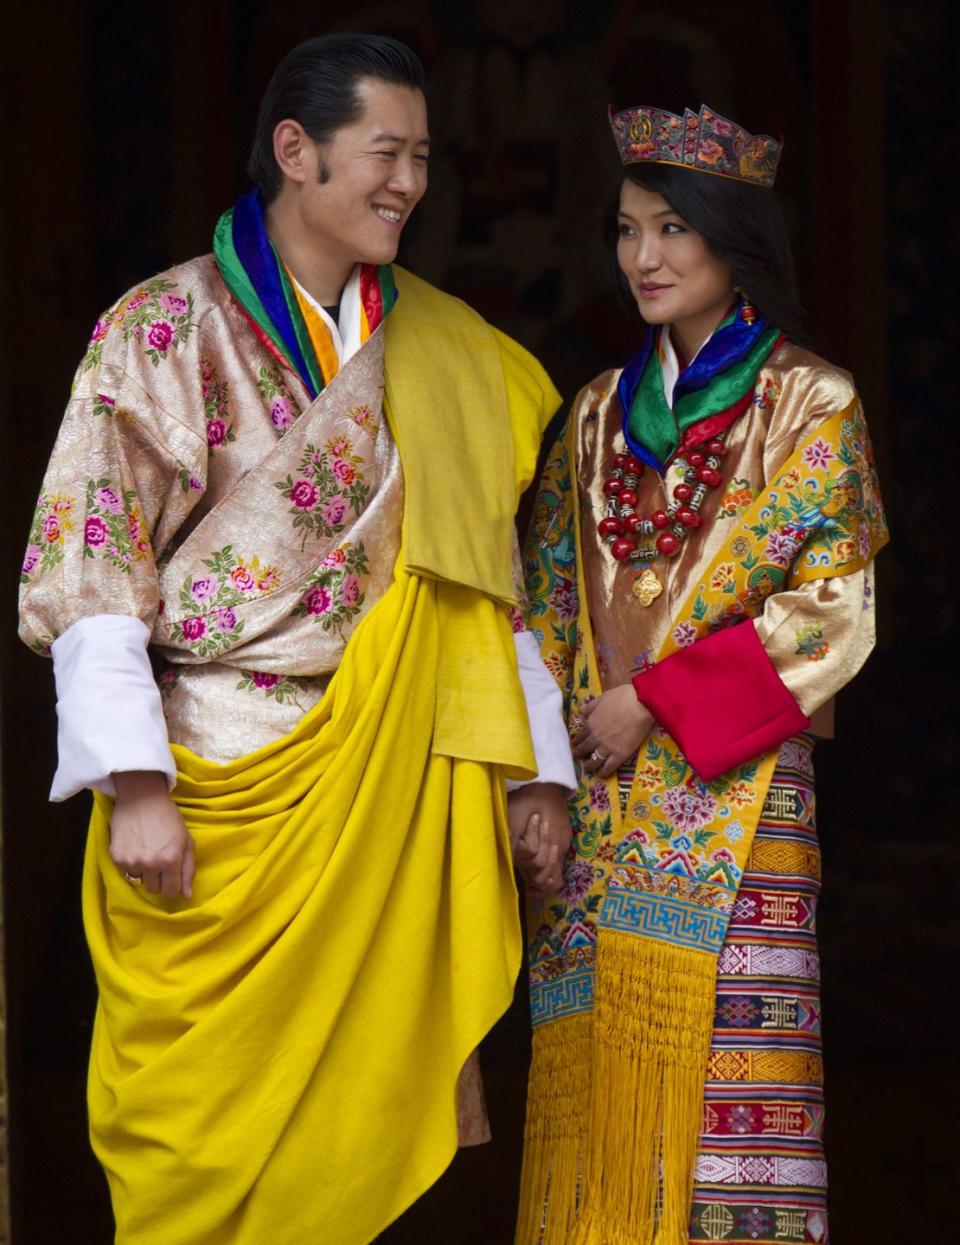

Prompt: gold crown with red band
[{"left": 609, "top": 104, "right": 782, "bottom": 188}]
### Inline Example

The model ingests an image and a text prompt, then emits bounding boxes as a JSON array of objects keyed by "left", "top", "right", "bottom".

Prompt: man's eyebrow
[{"left": 369, "top": 132, "right": 431, "bottom": 146}]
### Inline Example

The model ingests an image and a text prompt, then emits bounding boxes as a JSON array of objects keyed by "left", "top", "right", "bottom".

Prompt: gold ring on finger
[{"left": 123, "top": 872, "right": 143, "bottom": 885}]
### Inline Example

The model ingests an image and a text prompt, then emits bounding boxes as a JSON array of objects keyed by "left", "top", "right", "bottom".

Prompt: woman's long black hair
[{"left": 609, "top": 163, "right": 816, "bottom": 351}]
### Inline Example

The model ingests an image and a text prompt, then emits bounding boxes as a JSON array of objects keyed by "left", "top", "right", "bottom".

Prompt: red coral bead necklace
[{"left": 598, "top": 435, "right": 728, "bottom": 566}]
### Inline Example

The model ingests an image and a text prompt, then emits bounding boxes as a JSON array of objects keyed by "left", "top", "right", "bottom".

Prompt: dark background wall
[{"left": 0, "top": 2, "right": 955, "bottom": 1241}]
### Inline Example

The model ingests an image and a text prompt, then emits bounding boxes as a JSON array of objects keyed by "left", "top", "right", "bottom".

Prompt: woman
[{"left": 515, "top": 104, "right": 888, "bottom": 1245}]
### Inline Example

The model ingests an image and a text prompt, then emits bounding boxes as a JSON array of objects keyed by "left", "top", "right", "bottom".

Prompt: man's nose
[{"left": 387, "top": 157, "right": 421, "bottom": 196}]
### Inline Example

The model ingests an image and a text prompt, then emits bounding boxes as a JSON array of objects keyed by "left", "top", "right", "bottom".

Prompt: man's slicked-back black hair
[{"left": 247, "top": 33, "right": 427, "bottom": 202}]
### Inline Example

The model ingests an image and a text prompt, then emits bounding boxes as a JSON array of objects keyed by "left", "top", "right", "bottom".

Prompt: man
[{"left": 19, "top": 34, "right": 573, "bottom": 1245}]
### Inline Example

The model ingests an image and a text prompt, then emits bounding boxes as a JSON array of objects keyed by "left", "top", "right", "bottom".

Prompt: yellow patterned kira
[{"left": 609, "top": 103, "right": 784, "bottom": 187}]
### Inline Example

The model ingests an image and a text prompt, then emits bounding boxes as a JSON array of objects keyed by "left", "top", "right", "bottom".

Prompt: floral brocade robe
[
  {"left": 19, "top": 256, "right": 404, "bottom": 763},
  {"left": 570, "top": 342, "right": 878, "bottom": 723}
]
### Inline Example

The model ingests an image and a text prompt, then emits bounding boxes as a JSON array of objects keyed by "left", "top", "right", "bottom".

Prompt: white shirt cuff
[
  {"left": 509, "top": 630, "right": 577, "bottom": 793},
  {"left": 49, "top": 615, "right": 177, "bottom": 802}
]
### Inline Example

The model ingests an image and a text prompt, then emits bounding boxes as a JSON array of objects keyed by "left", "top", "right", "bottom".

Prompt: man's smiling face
[{"left": 296, "top": 77, "right": 429, "bottom": 269}]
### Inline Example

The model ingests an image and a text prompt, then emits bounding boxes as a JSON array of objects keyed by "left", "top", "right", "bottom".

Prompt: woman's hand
[
  {"left": 110, "top": 771, "right": 195, "bottom": 899},
  {"left": 573, "top": 685, "right": 654, "bottom": 779},
  {"left": 507, "top": 782, "right": 572, "bottom": 898}
]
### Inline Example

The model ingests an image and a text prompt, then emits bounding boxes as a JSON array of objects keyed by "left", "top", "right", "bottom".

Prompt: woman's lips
[{"left": 637, "top": 283, "right": 672, "bottom": 299}]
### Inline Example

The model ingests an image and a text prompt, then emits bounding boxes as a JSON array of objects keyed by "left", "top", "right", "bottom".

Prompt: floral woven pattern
[{"left": 523, "top": 396, "right": 888, "bottom": 1025}]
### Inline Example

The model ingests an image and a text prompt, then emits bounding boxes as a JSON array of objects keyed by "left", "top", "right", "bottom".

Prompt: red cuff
[{"left": 632, "top": 622, "right": 810, "bottom": 781}]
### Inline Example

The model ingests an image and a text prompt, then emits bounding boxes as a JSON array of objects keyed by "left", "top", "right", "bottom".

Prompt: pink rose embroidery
[
  {"left": 341, "top": 575, "right": 361, "bottom": 606},
  {"left": 290, "top": 478, "right": 319, "bottom": 511},
  {"left": 84, "top": 516, "right": 109, "bottom": 547},
  {"left": 304, "top": 586, "right": 333, "bottom": 616},
  {"left": 251, "top": 671, "right": 280, "bottom": 690},
  {"left": 182, "top": 616, "right": 206, "bottom": 641},
  {"left": 159, "top": 293, "right": 188, "bottom": 316},
  {"left": 22, "top": 545, "right": 40, "bottom": 575},
  {"left": 90, "top": 319, "right": 109, "bottom": 343},
  {"left": 271, "top": 397, "right": 292, "bottom": 429},
  {"left": 230, "top": 566, "right": 256, "bottom": 592},
  {"left": 207, "top": 418, "right": 227, "bottom": 447},
  {"left": 42, "top": 515, "right": 62, "bottom": 543},
  {"left": 147, "top": 320, "right": 174, "bottom": 351},
  {"left": 332, "top": 459, "right": 355, "bottom": 484},
  {"left": 126, "top": 292, "right": 149, "bottom": 310},
  {"left": 94, "top": 487, "right": 122, "bottom": 514},
  {"left": 214, "top": 607, "right": 237, "bottom": 632},
  {"left": 321, "top": 547, "right": 347, "bottom": 568},
  {"left": 323, "top": 495, "right": 348, "bottom": 526},
  {"left": 191, "top": 576, "right": 218, "bottom": 602}
]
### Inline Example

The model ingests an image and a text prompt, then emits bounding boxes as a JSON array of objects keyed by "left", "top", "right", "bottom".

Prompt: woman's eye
[
  {"left": 663, "top": 222, "right": 686, "bottom": 235},
  {"left": 617, "top": 223, "right": 635, "bottom": 238}
]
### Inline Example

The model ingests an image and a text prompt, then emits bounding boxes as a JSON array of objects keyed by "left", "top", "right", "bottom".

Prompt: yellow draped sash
[{"left": 85, "top": 565, "right": 521, "bottom": 1244}]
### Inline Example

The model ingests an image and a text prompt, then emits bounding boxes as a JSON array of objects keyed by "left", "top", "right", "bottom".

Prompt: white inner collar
[
  {"left": 291, "top": 265, "right": 364, "bottom": 367},
  {"left": 659, "top": 325, "right": 713, "bottom": 408}
]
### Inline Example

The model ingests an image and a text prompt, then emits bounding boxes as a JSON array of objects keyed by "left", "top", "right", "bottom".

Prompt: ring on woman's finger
[
  {"left": 122, "top": 872, "right": 143, "bottom": 885},
  {"left": 590, "top": 748, "right": 608, "bottom": 763}
]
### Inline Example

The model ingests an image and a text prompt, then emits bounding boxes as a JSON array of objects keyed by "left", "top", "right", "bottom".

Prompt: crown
[{"left": 609, "top": 104, "right": 782, "bottom": 188}]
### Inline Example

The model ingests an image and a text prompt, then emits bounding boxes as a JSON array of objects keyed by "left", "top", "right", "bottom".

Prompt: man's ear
[{"left": 273, "top": 119, "right": 312, "bottom": 186}]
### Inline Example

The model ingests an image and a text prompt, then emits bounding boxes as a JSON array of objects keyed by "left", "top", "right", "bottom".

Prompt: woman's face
[{"left": 616, "top": 178, "right": 735, "bottom": 356}]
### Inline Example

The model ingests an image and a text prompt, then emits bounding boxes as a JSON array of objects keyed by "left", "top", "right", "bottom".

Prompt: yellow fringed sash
[{"left": 516, "top": 397, "right": 888, "bottom": 1244}]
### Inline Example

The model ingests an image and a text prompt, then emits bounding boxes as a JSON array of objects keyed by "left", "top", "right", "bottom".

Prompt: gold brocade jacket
[{"left": 575, "top": 342, "right": 877, "bottom": 728}]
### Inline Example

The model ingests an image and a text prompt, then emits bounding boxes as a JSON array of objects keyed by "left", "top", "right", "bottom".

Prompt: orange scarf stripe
[{"left": 288, "top": 279, "right": 340, "bottom": 386}]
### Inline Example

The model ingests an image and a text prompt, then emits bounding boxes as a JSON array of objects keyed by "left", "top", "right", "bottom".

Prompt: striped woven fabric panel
[{"left": 619, "top": 733, "right": 828, "bottom": 1244}]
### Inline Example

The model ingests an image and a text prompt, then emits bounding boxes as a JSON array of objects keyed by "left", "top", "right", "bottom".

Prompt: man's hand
[
  {"left": 110, "top": 771, "right": 195, "bottom": 899},
  {"left": 573, "top": 684, "right": 654, "bottom": 779},
  {"left": 507, "top": 782, "right": 573, "bottom": 898}
]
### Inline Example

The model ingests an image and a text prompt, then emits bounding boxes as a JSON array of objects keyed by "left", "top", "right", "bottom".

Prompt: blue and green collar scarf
[
  {"left": 213, "top": 188, "right": 398, "bottom": 400},
  {"left": 618, "top": 299, "right": 784, "bottom": 470}
]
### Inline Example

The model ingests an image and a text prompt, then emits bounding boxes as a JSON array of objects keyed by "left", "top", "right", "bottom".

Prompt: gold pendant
[{"left": 631, "top": 568, "right": 663, "bottom": 607}]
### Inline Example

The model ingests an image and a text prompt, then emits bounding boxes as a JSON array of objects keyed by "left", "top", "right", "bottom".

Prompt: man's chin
[{"left": 354, "top": 239, "right": 401, "bottom": 268}]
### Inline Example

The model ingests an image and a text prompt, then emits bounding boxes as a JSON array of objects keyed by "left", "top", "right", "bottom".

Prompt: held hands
[
  {"left": 507, "top": 782, "right": 573, "bottom": 898},
  {"left": 110, "top": 771, "right": 195, "bottom": 899},
  {"left": 573, "top": 684, "right": 654, "bottom": 779}
]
